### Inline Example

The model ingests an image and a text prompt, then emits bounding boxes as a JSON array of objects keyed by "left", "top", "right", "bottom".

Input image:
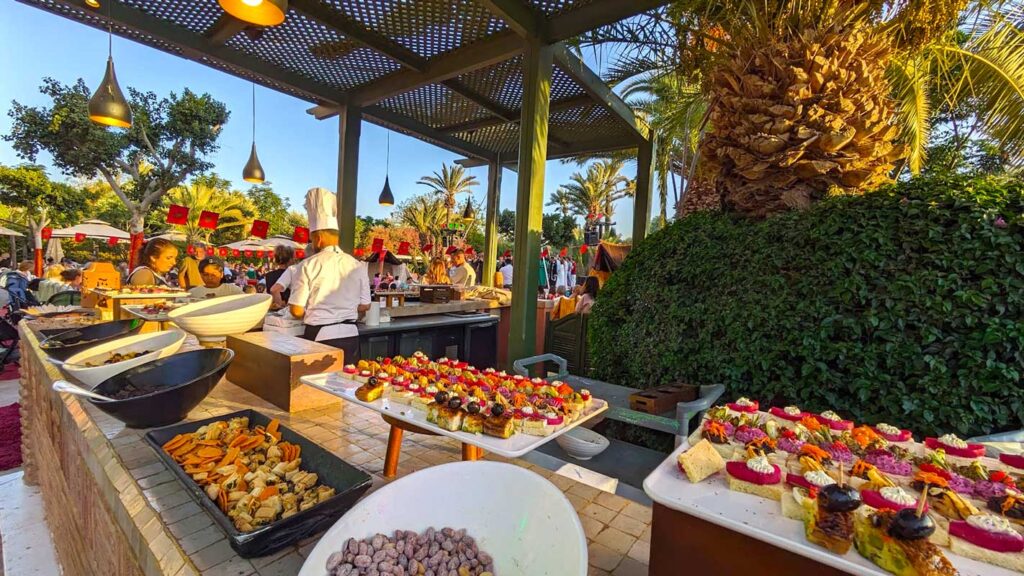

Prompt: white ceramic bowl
[
  {"left": 60, "top": 329, "right": 187, "bottom": 388},
  {"left": 167, "top": 294, "right": 272, "bottom": 339},
  {"left": 299, "top": 461, "right": 588, "bottom": 576},
  {"left": 556, "top": 427, "right": 611, "bottom": 460}
]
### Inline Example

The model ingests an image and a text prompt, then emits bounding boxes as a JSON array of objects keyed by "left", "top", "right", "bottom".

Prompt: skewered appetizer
[
  {"left": 854, "top": 507, "right": 957, "bottom": 575},
  {"left": 354, "top": 376, "right": 385, "bottom": 402},
  {"left": 804, "top": 481, "right": 862, "bottom": 554}
]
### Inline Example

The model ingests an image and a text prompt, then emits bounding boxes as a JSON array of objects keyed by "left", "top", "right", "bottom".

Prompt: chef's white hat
[{"left": 304, "top": 187, "right": 339, "bottom": 232}]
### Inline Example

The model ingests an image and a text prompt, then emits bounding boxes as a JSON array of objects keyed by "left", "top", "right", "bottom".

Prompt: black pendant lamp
[
  {"left": 88, "top": 11, "right": 132, "bottom": 128},
  {"left": 378, "top": 131, "right": 395, "bottom": 206},
  {"left": 462, "top": 198, "right": 475, "bottom": 220},
  {"left": 218, "top": 0, "right": 288, "bottom": 27},
  {"left": 242, "top": 83, "right": 265, "bottom": 184}
]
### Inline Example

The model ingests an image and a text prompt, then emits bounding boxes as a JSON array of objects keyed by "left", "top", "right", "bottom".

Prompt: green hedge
[{"left": 589, "top": 175, "right": 1024, "bottom": 437}]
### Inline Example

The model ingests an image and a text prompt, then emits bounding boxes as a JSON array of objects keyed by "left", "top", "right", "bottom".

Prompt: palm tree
[
  {"left": 547, "top": 189, "right": 574, "bottom": 217},
  {"left": 416, "top": 163, "right": 479, "bottom": 230},
  {"left": 584, "top": 1, "right": 1024, "bottom": 217},
  {"left": 395, "top": 194, "right": 447, "bottom": 256},
  {"left": 558, "top": 159, "right": 634, "bottom": 229},
  {"left": 164, "top": 184, "right": 250, "bottom": 244}
]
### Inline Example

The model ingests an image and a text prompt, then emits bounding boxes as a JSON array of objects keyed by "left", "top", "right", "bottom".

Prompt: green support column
[
  {"left": 336, "top": 105, "right": 361, "bottom": 252},
  {"left": 508, "top": 40, "right": 553, "bottom": 363},
  {"left": 632, "top": 134, "right": 656, "bottom": 243},
  {"left": 482, "top": 156, "right": 502, "bottom": 288}
]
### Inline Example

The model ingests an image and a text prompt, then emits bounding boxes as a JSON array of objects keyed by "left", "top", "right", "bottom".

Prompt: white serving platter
[
  {"left": 643, "top": 443, "right": 1016, "bottom": 576},
  {"left": 91, "top": 288, "right": 190, "bottom": 299},
  {"left": 298, "top": 461, "right": 588, "bottom": 576},
  {"left": 300, "top": 372, "right": 608, "bottom": 458},
  {"left": 120, "top": 304, "right": 184, "bottom": 322}
]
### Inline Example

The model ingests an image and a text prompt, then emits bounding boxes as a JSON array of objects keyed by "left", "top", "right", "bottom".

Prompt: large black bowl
[
  {"left": 88, "top": 348, "right": 234, "bottom": 428},
  {"left": 39, "top": 319, "right": 144, "bottom": 361}
]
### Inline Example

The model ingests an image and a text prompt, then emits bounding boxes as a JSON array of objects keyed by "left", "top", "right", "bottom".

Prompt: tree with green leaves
[
  {"left": 6, "top": 78, "right": 229, "bottom": 261},
  {"left": 245, "top": 184, "right": 293, "bottom": 236},
  {"left": 395, "top": 194, "right": 447, "bottom": 256},
  {"left": 497, "top": 209, "right": 516, "bottom": 240},
  {"left": 557, "top": 159, "right": 633, "bottom": 229},
  {"left": 163, "top": 184, "right": 251, "bottom": 245},
  {"left": 542, "top": 213, "right": 578, "bottom": 250},
  {"left": 0, "top": 163, "right": 90, "bottom": 267},
  {"left": 547, "top": 189, "right": 573, "bottom": 217},
  {"left": 417, "top": 162, "right": 479, "bottom": 231}
]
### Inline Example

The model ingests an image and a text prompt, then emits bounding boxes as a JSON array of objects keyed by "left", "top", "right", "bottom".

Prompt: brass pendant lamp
[
  {"left": 242, "top": 83, "right": 266, "bottom": 184},
  {"left": 378, "top": 131, "right": 395, "bottom": 206},
  {"left": 218, "top": 0, "right": 288, "bottom": 27},
  {"left": 88, "top": 6, "right": 132, "bottom": 128}
]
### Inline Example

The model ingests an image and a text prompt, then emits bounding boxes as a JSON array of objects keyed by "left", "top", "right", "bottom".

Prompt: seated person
[
  {"left": 37, "top": 269, "right": 83, "bottom": 303},
  {"left": 188, "top": 257, "right": 243, "bottom": 299},
  {"left": 575, "top": 276, "right": 599, "bottom": 314}
]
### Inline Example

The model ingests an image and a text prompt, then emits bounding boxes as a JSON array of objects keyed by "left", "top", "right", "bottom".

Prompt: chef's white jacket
[{"left": 288, "top": 246, "right": 370, "bottom": 341}]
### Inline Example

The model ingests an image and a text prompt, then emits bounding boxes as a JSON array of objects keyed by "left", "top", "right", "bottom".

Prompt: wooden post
[
  {"left": 337, "top": 105, "right": 362, "bottom": 253},
  {"left": 508, "top": 40, "right": 553, "bottom": 364},
  {"left": 632, "top": 134, "right": 656, "bottom": 243},
  {"left": 482, "top": 157, "right": 502, "bottom": 287}
]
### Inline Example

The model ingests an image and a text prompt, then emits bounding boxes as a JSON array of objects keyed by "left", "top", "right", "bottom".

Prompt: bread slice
[
  {"left": 781, "top": 489, "right": 809, "bottom": 521},
  {"left": 677, "top": 439, "right": 726, "bottom": 484},
  {"left": 950, "top": 535, "right": 1024, "bottom": 571},
  {"left": 726, "top": 474, "right": 783, "bottom": 501}
]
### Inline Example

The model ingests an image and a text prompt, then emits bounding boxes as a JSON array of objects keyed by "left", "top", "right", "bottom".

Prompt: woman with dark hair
[
  {"left": 128, "top": 238, "right": 179, "bottom": 286},
  {"left": 574, "top": 275, "right": 599, "bottom": 314},
  {"left": 266, "top": 245, "right": 295, "bottom": 309}
]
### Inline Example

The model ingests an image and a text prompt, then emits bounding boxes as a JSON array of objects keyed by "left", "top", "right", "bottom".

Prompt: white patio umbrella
[
  {"left": 45, "top": 238, "right": 64, "bottom": 263},
  {"left": 262, "top": 235, "right": 304, "bottom": 249},
  {"left": 147, "top": 230, "right": 188, "bottom": 242},
  {"left": 220, "top": 238, "right": 274, "bottom": 251},
  {"left": 51, "top": 219, "right": 131, "bottom": 240},
  {"left": 0, "top": 226, "right": 24, "bottom": 237}
]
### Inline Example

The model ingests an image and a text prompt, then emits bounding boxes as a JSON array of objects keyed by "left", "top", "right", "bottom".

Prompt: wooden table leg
[
  {"left": 384, "top": 425, "right": 403, "bottom": 478},
  {"left": 461, "top": 444, "right": 484, "bottom": 461}
]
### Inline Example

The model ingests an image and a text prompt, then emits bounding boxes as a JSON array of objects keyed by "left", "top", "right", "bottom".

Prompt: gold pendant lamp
[
  {"left": 378, "top": 131, "right": 395, "bottom": 206},
  {"left": 88, "top": 6, "right": 132, "bottom": 128},
  {"left": 218, "top": 0, "right": 288, "bottom": 27},
  {"left": 242, "top": 83, "right": 266, "bottom": 184}
]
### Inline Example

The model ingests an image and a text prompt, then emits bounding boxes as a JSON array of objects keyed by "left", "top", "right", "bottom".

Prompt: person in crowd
[
  {"left": 243, "top": 285, "right": 256, "bottom": 294},
  {"left": 115, "top": 261, "right": 129, "bottom": 282},
  {"left": 289, "top": 187, "right": 370, "bottom": 361},
  {"left": 2, "top": 261, "right": 40, "bottom": 309},
  {"left": 449, "top": 249, "right": 476, "bottom": 287},
  {"left": 256, "top": 283, "right": 266, "bottom": 293},
  {"left": 0, "top": 253, "right": 10, "bottom": 269},
  {"left": 498, "top": 258, "right": 514, "bottom": 289},
  {"left": 568, "top": 258, "right": 577, "bottom": 288},
  {"left": 43, "top": 260, "right": 64, "bottom": 281},
  {"left": 373, "top": 273, "right": 382, "bottom": 291},
  {"left": 424, "top": 256, "right": 451, "bottom": 285},
  {"left": 127, "top": 238, "right": 179, "bottom": 286},
  {"left": 188, "top": 257, "right": 242, "bottom": 299},
  {"left": 575, "top": 275, "right": 599, "bottom": 314},
  {"left": 36, "top": 269, "right": 82, "bottom": 302},
  {"left": 264, "top": 246, "right": 294, "bottom": 301}
]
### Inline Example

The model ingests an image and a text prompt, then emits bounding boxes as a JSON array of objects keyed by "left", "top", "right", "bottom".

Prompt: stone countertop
[
  {"left": 359, "top": 313, "right": 497, "bottom": 336},
  {"left": 382, "top": 299, "right": 504, "bottom": 318},
  {"left": 19, "top": 326, "right": 654, "bottom": 576}
]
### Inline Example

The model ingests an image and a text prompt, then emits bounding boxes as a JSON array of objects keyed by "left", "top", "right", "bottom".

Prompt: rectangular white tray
[
  {"left": 300, "top": 372, "right": 608, "bottom": 458},
  {"left": 643, "top": 443, "right": 1013, "bottom": 576},
  {"left": 120, "top": 304, "right": 180, "bottom": 322},
  {"left": 91, "top": 288, "right": 190, "bottom": 299}
]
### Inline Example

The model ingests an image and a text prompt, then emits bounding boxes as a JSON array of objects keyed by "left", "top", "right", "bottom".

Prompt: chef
[{"left": 288, "top": 187, "right": 370, "bottom": 360}]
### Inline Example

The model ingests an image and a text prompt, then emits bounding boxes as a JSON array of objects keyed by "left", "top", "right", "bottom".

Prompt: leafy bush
[{"left": 590, "top": 175, "right": 1024, "bottom": 437}]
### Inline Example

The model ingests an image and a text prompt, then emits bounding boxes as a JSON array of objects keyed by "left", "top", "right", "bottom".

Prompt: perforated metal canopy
[{"left": 20, "top": 0, "right": 663, "bottom": 162}]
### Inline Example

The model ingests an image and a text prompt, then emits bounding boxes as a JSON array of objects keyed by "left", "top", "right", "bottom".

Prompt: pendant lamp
[
  {"left": 462, "top": 199, "right": 475, "bottom": 220},
  {"left": 378, "top": 131, "right": 395, "bottom": 206},
  {"left": 242, "top": 83, "right": 265, "bottom": 184},
  {"left": 218, "top": 0, "right": 288, "bottom": 27},
  {"left": 88, "top": 11, "right": 132, "bottom": 128}
]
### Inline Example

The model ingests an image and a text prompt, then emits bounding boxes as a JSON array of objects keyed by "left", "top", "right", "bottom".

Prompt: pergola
[{"left": 19, "top": 0, "right": 666, "bottom": 362}]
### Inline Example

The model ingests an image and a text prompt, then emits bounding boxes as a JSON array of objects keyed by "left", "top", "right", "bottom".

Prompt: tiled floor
[{"left": 13, "top": 367, "right": 655, "bottom": 575}]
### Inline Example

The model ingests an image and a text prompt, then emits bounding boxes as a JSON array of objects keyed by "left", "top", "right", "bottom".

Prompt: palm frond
[{"left": 888, "top": 55, "right": 932, "bottom": 173}]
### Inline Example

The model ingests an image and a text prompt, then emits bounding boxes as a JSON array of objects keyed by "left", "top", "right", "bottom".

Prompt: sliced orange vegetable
[
  {"left": 259, "top": 485, "right": 279, "bottom": 500},
  {"left": 229, "top": 435, "right": 250, "bottom": 448},
  {"left": 162, "top": 434, "right": 188, "bottom": 451},
  {"left": 196, "top": 447, "right": 223, "bottom": 459},
  {"left": 218, "top": 447, "right": 239, "bottom": 467},
  {"left": 267, "top": 419, "right": 280, "bottom": 435}
]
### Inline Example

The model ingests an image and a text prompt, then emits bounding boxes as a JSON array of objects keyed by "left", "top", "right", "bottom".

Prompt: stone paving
[{"left": 95, "top": 379, "right": 653, "bottom": 576}]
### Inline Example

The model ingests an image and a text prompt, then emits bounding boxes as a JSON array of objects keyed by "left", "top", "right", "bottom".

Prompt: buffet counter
[{"left": 18, "top": 322, "right": 629, "bottom": 576}]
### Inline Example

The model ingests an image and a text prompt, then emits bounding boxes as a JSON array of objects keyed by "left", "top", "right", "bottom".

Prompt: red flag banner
[
  {"left": 445, "top": 245, "right": 457, "bottom": 255},
  {"left": 41, "top": 227, "right": 52, "bottom": 240},
  {"left": 187, "top": 245, "right": 196, "bottom": 255},
  {"left": 198, "top": 210, "right": 220, "bottom": 230},
  {"left": 295, "top": 249, "right": 305, "bottom": 259},
  {"left": 465, "top": 246, "right": 475, "bottom": 256},
  {"left": 397, "top": 241, "right": 410, "bottom": 256},
  {"left": 244, "top": 250, "right": 253, "bottom": 257},
  {"left": 541, "top": 248, "right": 549, "bottom": 258},
  {"left": 107, "top": 237, "right": 119, "bottom": 246},
  {"left": 421, "top": 243, "right": 433, "bottom": 253},
  {"left": 292, "top": 226, "right": 309, "bottom": 244},
  {"left": 353, "top": 248, "right": 365, "bottom": 258},
  {"left": 219, "top": 247, "right": 228, "bottom": 257},
  {"left": 371, "top": 237, "right": 384, "bottom": 253},
  {"left": 74, "top": 233, "right": 86, "bottom": 243},
  {"left": 166, "top": 204, "right": 189, "bottom": 225},
  {"left": 232, "top": 249, "right": 240, "bottom": 257},
  {"left": 502, "top": 249, "right": 512, "bottom": 258},
  {"left": 559, "top": 247, "right": 568, "bottom": 257},
  {"left": 250, "top": 220, "right": 269, "bottom": 239},
  {"left": 579, "top": 245, "right": 588, "bottom": 254}
]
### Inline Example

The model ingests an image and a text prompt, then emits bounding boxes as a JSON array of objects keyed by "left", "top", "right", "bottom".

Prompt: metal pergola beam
[
  {"left": 349, "top": 31, "right": 524, "bottom": 106},
  {"left": 546, "top": 0, "right": 672, "bottom": 41},
  {"left": 33, "top": 0, "right": 344, "bottom": 106},
  {"left": 477, "top": 0, "right": 541, "bottom": 38},
  {"left": 205, "top": 14, "right": 247, "bottom": 46},
  {"left": 552, "top": 44, "right": 644, "bottom": 141},
  {"left": 361, "top": 106, "right": 497, "bottom": 162},
  {"left": 439, "top": 94, "right": 591, "bottom": 133}
]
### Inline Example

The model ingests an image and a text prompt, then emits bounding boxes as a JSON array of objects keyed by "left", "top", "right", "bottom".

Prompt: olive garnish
[
  {"left": 887, "top": 508, "right": 936, "bottom": 540},
  {"left": 467, "top": 401, "right": 481, "bottom": 414},
  {"left": 819, "top": 484, "right": 862, "bottom": 513},
  {"left": 434, "top": 391, "right": 450, "bottom": 404},
  {"left": 490, "top": 404, "right": 505, "bottom": 417}
]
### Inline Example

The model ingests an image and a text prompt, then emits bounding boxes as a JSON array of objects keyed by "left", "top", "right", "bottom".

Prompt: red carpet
[{"left": 0, "top": 403, "right": 22, "bottom": 471}]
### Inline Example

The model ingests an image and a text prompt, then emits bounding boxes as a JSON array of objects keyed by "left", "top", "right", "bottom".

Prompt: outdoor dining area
[{"left": 3, "top": 0, "right": 1024, "bottom": 575}]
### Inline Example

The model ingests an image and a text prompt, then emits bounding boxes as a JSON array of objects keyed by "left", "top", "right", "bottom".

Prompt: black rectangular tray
[{"left": 144, "top": 409, "right": 372, "bottom": 558}]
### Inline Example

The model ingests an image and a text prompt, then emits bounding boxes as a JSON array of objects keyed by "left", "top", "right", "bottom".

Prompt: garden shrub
[{"left": 589, "top": 175, "right": 1024, "bottom": 437}]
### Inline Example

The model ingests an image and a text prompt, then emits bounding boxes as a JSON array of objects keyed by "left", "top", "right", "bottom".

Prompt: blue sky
[{"left": 0, "top": 1, "right": 653, "bottom": 237}]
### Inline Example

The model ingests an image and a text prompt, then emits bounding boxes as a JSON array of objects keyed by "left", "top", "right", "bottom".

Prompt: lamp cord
[
  {"left": 386, "top": 131, "right": 390, "bottom": 175},
  {"left": 107, "top": 1, "right": 112, "bottom": 57},
  {"left": 251, "top": 82, "right": 256, "bottom": 143}
]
